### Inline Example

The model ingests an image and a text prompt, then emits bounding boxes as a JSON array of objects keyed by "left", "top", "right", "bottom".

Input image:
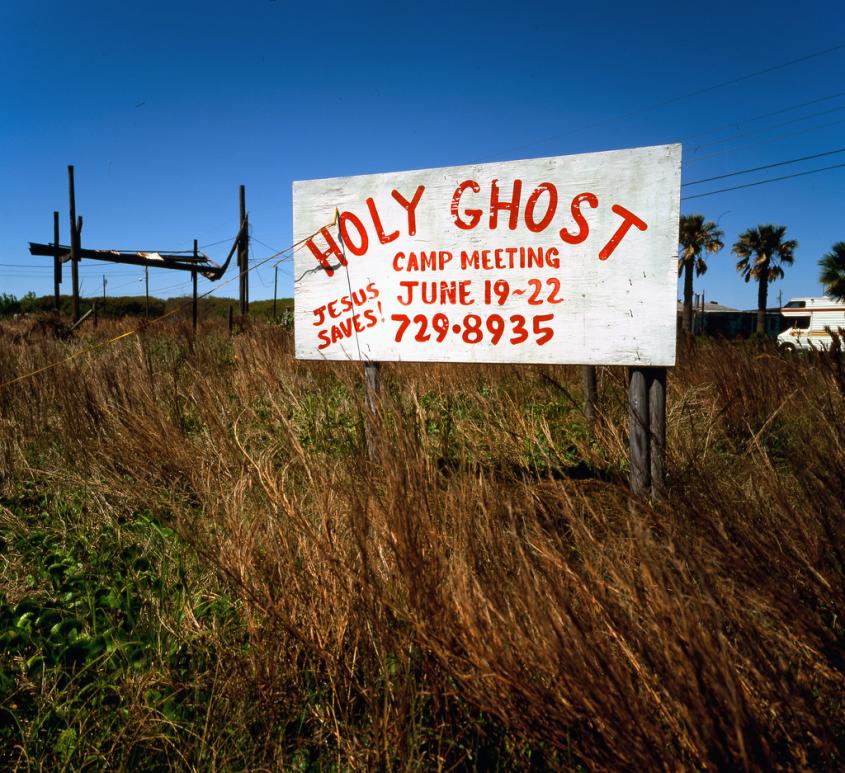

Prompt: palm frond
[{"left": 820, "top": 241, "right": 845, "bottom": 301}]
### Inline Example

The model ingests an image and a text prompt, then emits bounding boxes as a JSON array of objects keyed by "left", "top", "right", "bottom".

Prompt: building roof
[{"left": 677, "top": 300, "right": 739, "bottom": 313}]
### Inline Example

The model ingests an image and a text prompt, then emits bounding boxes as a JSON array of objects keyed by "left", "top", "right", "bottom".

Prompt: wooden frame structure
[{"left": 28, "top": 166, "right": 249, "bottom": 327}]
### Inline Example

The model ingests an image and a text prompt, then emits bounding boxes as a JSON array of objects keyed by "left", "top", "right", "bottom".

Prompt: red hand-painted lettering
[{"left": 598, "top": 204, "right": 648, "bottom": 260}]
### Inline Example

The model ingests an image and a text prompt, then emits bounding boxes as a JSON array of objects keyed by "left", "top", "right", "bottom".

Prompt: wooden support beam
[
  {"left": 273, "top": 264, "right": 278, "bottom": 322},
  {"left": 629, "top": 366, "right": 668, "bottom": 498},
  {"left": 29, "top": 243, "right": 214, "bottom": 273},
  {"left": 68, "top": 306, "right": 92, "bottom": 332},
  {"left": 192, "top": 239, "right": 198, "bottom": 334},
  {"left": 52, "top": 211, "right": 61, "bottom": 311},
  {"left": 628, "top": 367, "right": 650, "bottom": 496},
  {"left": 649, "top": 368, "right": 667, "bottom": 499},
  {"left": 68, "top": 165, "right": 80, "bottom": 323},
  {"left": 238, "top": 185, "right": 248, "bottom": 317}
]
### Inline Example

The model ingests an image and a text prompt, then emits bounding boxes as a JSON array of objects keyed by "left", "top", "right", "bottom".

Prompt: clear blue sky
[{"left": 1, "top": 0, "right": 843, "bottom": 310}]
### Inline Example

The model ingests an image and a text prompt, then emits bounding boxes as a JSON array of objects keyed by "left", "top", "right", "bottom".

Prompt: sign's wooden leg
[
  {"left": 629, "top": 366, "right": 668, "bottom": 497},
  {"left": 649, "top": 367, "right": 667, "bottom": 499},
  {"left": 364, "top": 361, "right": 380, "bottom": 460},
  {"left": 628, "top": 367, "right": 650, "bottom": 495}
]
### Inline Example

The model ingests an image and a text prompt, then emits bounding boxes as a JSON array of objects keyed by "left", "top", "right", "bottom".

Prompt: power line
[
  {"left": 679, "top": 90, "right": 845, "bottom": 142},
  {"left": 681, "top": 161, "right": 845, "bottom": 200},
  {"left": 682, "top": 147, "right": 845, "bottom": 186},
  {"left": 199, "top": 235, "right": 238, "bottom": 249},
  {"left": 496, "top": 41, "right": 845, "bottom": 157},
  {"left": 0, "top": 264, "right": 144, "bottom": 274},
  {"left": 92, "top": 232, "right": 239, "bottom": 253},
  {"left": 251, "top": 236, "right": 293, "bottom": 273},
  {"left": 684, "top": 115, "right": 845, "bottom": 164},
  {"left": 686, "top": 103, "right": 845, "bottom": 153}
]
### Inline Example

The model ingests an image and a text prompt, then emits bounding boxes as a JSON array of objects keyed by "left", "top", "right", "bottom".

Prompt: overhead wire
[
  {"left": 683, "top": 116, "right": 845, "bottom": 164},
  {"left": 681, "top": 161, "right": 845, "bottom": 200},
  {"left": 251, "top": 236, "right": 294, "bottom": 274},
  {"left": 685, "top": 103, "right": 845, "bottom": 153},
  {"left": 682, "top": 146, "right": 845, "bottom": 186},
  {"left": 679, "top": 89, "right": 845, "bottom": 142},
  {"left": 494, "top": 41, "right": 845, "bottom": 157}
]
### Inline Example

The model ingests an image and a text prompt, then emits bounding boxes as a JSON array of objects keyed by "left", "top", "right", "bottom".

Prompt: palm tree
[
  {"left": 733, "top": 224, "right": 797, "bottom": 335},
  {"left": 678, "top": 214, "right": 724, "bottom": 334},
  {"left": 819, "top": 241, "right": 845, "bottom": 302}
]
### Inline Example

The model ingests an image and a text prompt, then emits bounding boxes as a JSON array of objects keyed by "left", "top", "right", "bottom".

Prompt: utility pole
[
  {"left": 102, "top": 274, "right": 107, "bottom": 317},
  {"left": 52, "top": 211, "right": 61, "bottom": 311},
  {"left": 273, "top": 263, "right": 278, "bottom": 321},
  {"left": 238, "top": 185, "right": 249, "bottom": 318},
  {"left": 68, "top": 165, "right": 80, "bottom": 322},
  {"left": 192, "top": 239, "right": 198, "bottom": 333}
]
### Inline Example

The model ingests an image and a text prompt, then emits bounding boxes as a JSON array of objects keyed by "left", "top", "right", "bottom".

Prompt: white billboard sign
[{"left": 293, "top": 144, "right": 681, "bottom": 366}]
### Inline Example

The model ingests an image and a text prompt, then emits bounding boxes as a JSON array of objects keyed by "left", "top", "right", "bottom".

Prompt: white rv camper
[{"left": 778, "top": 297, "right": 845, "bottom": 351}]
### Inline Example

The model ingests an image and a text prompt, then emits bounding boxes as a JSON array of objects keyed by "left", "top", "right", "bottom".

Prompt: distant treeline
[{"left": 0, "top": 292, "right": 293, "bottom": 320}]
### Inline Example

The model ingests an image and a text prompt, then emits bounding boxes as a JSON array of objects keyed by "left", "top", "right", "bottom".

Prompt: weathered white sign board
[{"left": 293, "top": 144, "right": 681, "bottom": 366}]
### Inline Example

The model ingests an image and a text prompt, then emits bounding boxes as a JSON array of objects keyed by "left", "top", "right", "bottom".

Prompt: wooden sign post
[
  {"left": 52, "top": 211, "right": 61, "bottom": 311},
  {"left": 293, "top": 145, "right": 681, "bottom": 491},
  {"left": 67, "top": 165, "right": 80, "bottom": 323},
  {"left": 238, "top": 185, "right": 249, "bottom": 319},
  {"left": 192, "top": 239, "right": 199, "bottom": 334}
]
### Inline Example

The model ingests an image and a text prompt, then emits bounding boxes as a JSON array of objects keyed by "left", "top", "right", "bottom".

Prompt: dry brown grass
[{"left": 1, "top": 315, "right": 844, "bottom": 769}]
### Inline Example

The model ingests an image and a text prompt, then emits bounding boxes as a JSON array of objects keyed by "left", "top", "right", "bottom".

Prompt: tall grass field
[{"left": 1, "top": 315, "right": 843, "bottom": 770}]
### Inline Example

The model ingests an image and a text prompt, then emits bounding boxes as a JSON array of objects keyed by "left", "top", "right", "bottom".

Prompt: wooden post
[
  {"left": 52, "top": 211, "right": 61, "bottom": 311},
  {"left": 228, "top": 304, "right": 234, "bottom": 335},
  {"left": 364, "top": 361, "right": 380, "bottom": 460},
  {"left": 102, "top": 274, "right": 107, "bottom": 318},
  {"left": 238, "top": 185, "right": 248, "bottom": 318},
  {"left": 649, "top": 368, "right": 667, "bottom": 498},
  {"left": 68, "top": 165, "right": 80, "bottom": 323},
  {"left": 273, "top": 264, "right": 278, "bottom": 321},
  {"left": 629, "top": 366, "right": 667, "bottom": 498},
  {"left": 145, "top": 267, "right": 150, "bottom": 318},
  {"left": 92, "top": 300, "right": 98, "bottom": 330},
  {"left": 582, "top": 365, "right": 597, "bottom": 434},
  {"left": 192, "top": 239, "right": 198, "bottom": 334},
  {"left": 693, "top": 292, "right": 699, "bottom": 335},
  {"left": 628, "top": 367, "right": 650, "bottom": 496},
  {"left": 68, "top": 307, "right": 92, "bottom": 332}
]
